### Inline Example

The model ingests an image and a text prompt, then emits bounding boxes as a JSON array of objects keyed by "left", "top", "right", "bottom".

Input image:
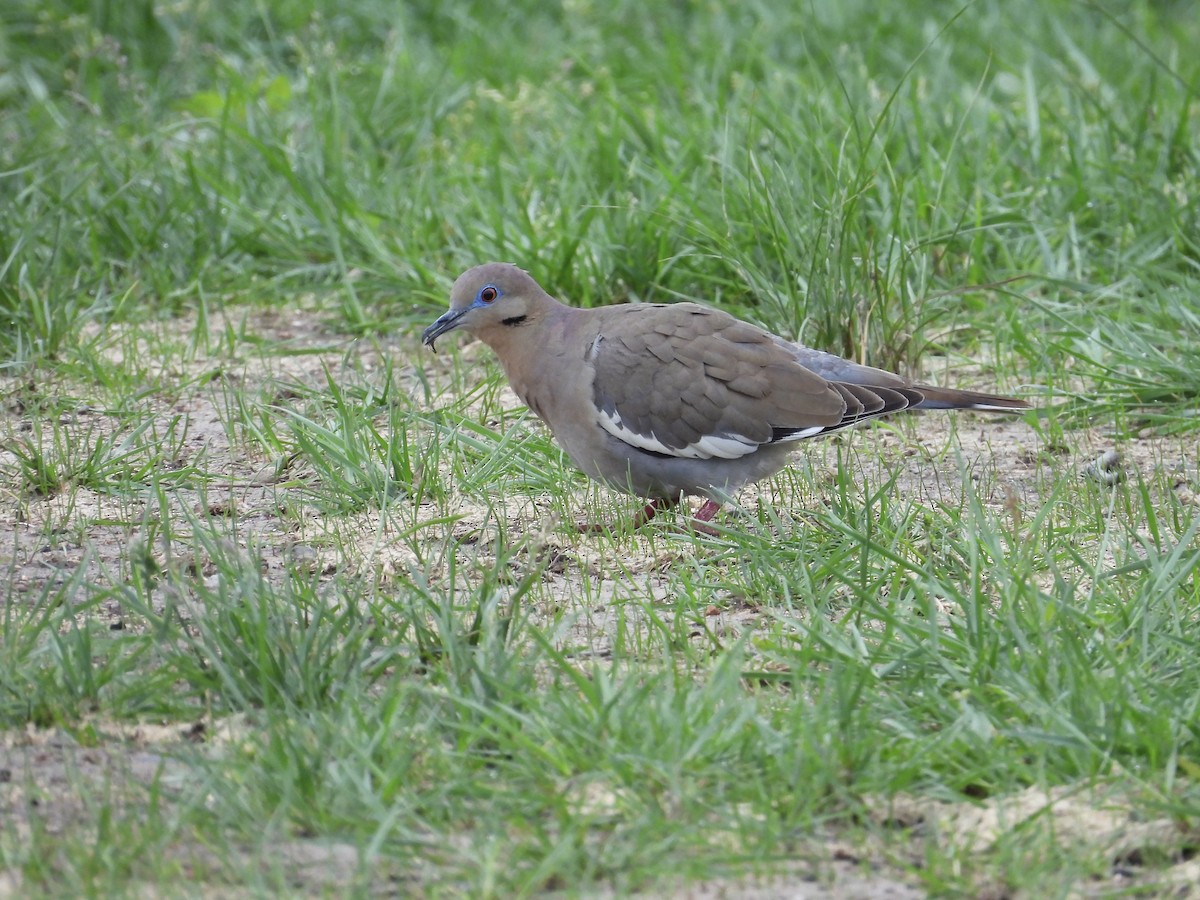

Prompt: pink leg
[
  {"left": 689, "top": 499, "right": 723, "bottom": 535},
  {"left": 577, "top": 496, "right": 679, "bottom": 534},
  {"left": 633, "top": 497, "right": 678, "bottom": 528}
]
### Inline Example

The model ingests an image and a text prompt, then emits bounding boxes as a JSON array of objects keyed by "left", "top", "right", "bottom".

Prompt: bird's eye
[{"left": 479, "top": 285, "right": 498, "bottom": 304}]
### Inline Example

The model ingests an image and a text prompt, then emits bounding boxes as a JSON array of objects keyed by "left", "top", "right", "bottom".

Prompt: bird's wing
[{"left": 586, "top": 303, "right": 919, "bottom": 460}]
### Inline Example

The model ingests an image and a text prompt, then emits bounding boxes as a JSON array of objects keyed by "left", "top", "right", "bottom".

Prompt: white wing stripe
[
  {"left": 596, "top": 409, "right": 758, "bottom": 460},
  {"left": 773, "top": 425, "right": 827, "bottom": 441},
  {"left": 690, "top": 433, "right": 761, "bottom": 459}
]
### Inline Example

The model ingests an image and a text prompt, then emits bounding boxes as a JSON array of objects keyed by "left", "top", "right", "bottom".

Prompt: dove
[{"left": 423, "top": 263, "right": 1029, "bottom": 529}]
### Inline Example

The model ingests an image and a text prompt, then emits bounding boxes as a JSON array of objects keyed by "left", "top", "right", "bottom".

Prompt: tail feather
[
  {"left": 788, "top": 344, "right": 1030, "bottom": 414},
  {"left": 913, "top": 385, "right": 1030, "bottom": 412}
]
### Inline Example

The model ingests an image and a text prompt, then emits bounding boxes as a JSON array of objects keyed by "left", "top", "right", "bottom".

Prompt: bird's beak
[{"left": 421, "top": 308, "right": 469, "bottom": 352}]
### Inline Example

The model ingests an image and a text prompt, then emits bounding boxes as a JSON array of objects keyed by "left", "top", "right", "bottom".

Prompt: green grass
[{"left": 2, "top": 0, "right": 1199, "bottom": 895}]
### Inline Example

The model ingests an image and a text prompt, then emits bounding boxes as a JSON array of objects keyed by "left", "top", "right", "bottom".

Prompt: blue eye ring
[{"left": 477, "top": 284, "right": 500, "bottom": 304}]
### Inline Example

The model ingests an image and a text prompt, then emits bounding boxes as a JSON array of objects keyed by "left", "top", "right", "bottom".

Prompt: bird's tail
[{"left": 913, "top": 385, "right": 1030, "bottom": 413}]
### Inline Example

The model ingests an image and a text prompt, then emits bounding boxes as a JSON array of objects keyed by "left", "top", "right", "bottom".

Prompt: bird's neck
[{"left": 484, "top": 303, "right": 590, "bottom": 420}]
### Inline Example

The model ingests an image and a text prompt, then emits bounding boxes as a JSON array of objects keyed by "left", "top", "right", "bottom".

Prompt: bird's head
[{"left": 422, "top": 263, "right": 549, "bottom": 351}]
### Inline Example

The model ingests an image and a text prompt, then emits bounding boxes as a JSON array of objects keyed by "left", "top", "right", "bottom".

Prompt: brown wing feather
[{"left": 590, "top": 304, "right": 847, "bottom": 452}]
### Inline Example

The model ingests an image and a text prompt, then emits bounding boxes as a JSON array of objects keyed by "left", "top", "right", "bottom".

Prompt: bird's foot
[
  {"left": 577, "top": 497, "right": 723, "bottom": 536},
  {"left": 576, "top": 497, "right": 679, "bottom": 535}
]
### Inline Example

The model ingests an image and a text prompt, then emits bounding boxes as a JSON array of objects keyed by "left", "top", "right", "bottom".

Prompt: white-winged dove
[{"left": 423, "top": 263, "right": 1030, "bottom": 530}]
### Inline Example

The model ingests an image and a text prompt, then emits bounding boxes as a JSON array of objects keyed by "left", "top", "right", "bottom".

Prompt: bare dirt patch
[{"left": 874, "top": 785, "right": 1200, "bottom": 897}]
